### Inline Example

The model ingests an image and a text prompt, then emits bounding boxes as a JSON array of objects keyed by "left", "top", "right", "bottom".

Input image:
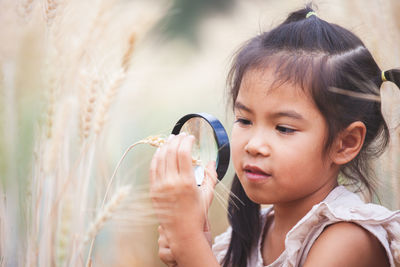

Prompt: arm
[
  {"left": 150, "top": 133, "right": 221, "bottom": 266},
  {"left": 303, "top": 222, "right": 390, "bottom": 267},
  {"left": 158, "top": 222, "right": 213, "bottom": 267},
  {"left": 169, "top": 230, "right": 220, "bottom": 267}
]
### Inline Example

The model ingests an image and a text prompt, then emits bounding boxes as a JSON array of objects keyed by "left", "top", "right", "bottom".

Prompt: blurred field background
[{"left": 0, "top": 0, "right": 399, "bottom": 266}]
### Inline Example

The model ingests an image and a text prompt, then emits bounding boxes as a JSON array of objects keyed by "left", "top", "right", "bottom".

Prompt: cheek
[
  {"left": 230, "top": 127, "right": 245, "bottom": 170},
  {"left": 277, "top": 136, "right": 327, "bottom": 175},
  {"left": 275, "top": 131, "right": 319, "bottom": 157}
]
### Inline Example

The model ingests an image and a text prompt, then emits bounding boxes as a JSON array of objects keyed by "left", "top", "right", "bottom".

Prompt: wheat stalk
[{"left": 0, "top": 192, "right": 6, "bottom": 267}]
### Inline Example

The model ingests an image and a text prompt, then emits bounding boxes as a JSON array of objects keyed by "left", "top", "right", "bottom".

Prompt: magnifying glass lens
[
  {"left": 172, "top": 113, "right": 230, "bottom": 186},
  {"left": 180, "top": 117, "right": 218, "bottom": 185}
]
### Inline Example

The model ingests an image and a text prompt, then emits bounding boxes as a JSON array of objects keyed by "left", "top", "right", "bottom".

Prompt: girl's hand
[{"left": 149, "top": 133, "right": 217, "bottom": 247}]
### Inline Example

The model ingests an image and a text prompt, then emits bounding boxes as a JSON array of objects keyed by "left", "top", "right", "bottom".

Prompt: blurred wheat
[{"left": 0, "top": 0, "right": 164, "bottom": 266}]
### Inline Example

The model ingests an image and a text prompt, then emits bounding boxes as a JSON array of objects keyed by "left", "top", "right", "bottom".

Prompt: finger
[
  {"left": 165, "top": 134, "right": 181, "bottom": 181},
  {"left": 158, "top": 225, "right": 163, "bottom": 235},
  {"left": 158, "top": 227, "right": 169, "bottom": 249},
  {"left": 203, "top": 161, "right": 218, "bottom": 188},
  {"left": 202, "top": 161, "right": 218, "bottom": 206},
  {"left": 158, "top": 247, "right": 176, "bottom": 265},
  {"left": 203, "top": 218, "right": 211, "bottom": 232},
  {"left": 151, "top": 137, "right": 170, "bottom": 186},
  {"left": 157, "top": 225, "right": 167, "bottom": 242},
  {"left": 149, "top": 147, "right": 161, "bottom": 185},
  {"left": 177, "top": 134, "right": 196, "bottom": 182}
]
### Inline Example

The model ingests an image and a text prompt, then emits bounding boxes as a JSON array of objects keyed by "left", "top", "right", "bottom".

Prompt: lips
[{"left": 243, "top": 165, "right": 271, "bottom": 182}]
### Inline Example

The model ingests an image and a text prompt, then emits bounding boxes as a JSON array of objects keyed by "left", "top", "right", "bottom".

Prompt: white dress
[{"left": 212, "top": 186, "right": 400, "bottom": 267}]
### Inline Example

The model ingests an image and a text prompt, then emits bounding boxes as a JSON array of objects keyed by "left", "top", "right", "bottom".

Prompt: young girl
[{"left": 149, "top": 5, "right": 400, "bottom": 267}]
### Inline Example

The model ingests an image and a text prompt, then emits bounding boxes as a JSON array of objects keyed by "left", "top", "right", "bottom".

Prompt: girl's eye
[
  {"left": 235, "top": 118, "right": 252, "bottom": 126},
  {"left": 276, "top": 125, "right": 296, "bottom": 134}
]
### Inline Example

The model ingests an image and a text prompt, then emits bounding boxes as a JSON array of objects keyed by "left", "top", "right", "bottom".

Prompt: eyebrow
[
  {"left": 234, "top": 101, "right": 252, "bottom": 113},
  {"left": 234, "top": 101, "right": 305, "bottom": 120},
  {"left": 272, "top": 111, "right": 304, "bottom": 120}
]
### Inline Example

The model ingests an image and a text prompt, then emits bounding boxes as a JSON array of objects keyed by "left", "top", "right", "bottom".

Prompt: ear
[{"left": 330, "top": 121, "right": 366, "bottom": 165}]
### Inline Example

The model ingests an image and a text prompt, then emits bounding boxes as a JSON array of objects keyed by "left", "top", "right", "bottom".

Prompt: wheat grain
[
  {"left": 44, "top": 0, "right": 61, "bottom": 26},
  {"left": 141, "top": 135, "right": 166, "bottom": 147},
  {"left": 46, "top": 77, "right": 56, "bottom": 139},
  {"left": 82, "top": 78, "right": 99, "bottom": 139},
  {"left": 122, "top": 33, "right": 135, "bottom": 72},
  {"left": 141, "top": 135, "right": 201, "bottom": 165},
  {"left": 17, "top": 0, "right": 36, "bottom": 20}
]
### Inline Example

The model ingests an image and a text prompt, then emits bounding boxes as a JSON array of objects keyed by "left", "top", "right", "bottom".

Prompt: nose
[{"left": 244, "top": 130, "right": 271, "bottom": 157}]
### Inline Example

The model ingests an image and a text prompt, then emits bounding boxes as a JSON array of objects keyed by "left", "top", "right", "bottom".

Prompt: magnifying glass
[{"left": 171, "top": 113, "right": 230, "bottom": 185}]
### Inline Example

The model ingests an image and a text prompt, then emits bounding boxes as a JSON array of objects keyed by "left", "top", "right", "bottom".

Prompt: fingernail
[{"left": 167, "top": 134, "right": 174, "bottom": 141}]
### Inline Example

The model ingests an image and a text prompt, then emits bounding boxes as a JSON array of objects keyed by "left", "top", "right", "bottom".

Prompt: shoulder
[{"left": 303, "top": 222, "right": 390, "bottom": 267}]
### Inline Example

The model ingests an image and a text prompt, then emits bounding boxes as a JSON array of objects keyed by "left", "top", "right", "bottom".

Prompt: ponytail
[{"left": 382, "top": 69, "right": 400, "bottom": 86}]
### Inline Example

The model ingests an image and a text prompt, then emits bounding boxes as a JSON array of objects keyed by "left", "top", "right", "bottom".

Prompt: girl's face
[{"left": 231, "top": 69, "right": 339, "bottom": 205}]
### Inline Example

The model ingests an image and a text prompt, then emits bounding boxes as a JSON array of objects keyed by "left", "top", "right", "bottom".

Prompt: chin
[{"left": 242, "top": 188, "right": 273, "bottom": 205}]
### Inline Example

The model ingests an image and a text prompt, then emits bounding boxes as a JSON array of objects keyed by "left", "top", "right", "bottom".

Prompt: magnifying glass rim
[{"left": 171, "top": 113, "right": 230, "bottom": 181}]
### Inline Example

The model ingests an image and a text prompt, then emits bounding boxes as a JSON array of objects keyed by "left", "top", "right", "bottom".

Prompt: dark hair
[{"left": 223, "top": 5, "right": 400, "bottom": 267}]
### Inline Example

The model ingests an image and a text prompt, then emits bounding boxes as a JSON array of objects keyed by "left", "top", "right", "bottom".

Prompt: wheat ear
[
  {"left": 94, "top": 32, "right": 136, "bottom": 135},
  {"left": 84, "top": 185, "right": 131, "bottom": 267},
  {"left": 84, "top": 185, "right": 131, "bottom": 244}
]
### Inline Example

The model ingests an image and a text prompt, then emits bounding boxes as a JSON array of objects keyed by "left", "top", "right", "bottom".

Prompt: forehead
[
  {"left": 236, "top": 68, "right": 322, "bottom": 119},
  {"left": 239, "top": 68, "right": 312, "bottom": 101}
]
